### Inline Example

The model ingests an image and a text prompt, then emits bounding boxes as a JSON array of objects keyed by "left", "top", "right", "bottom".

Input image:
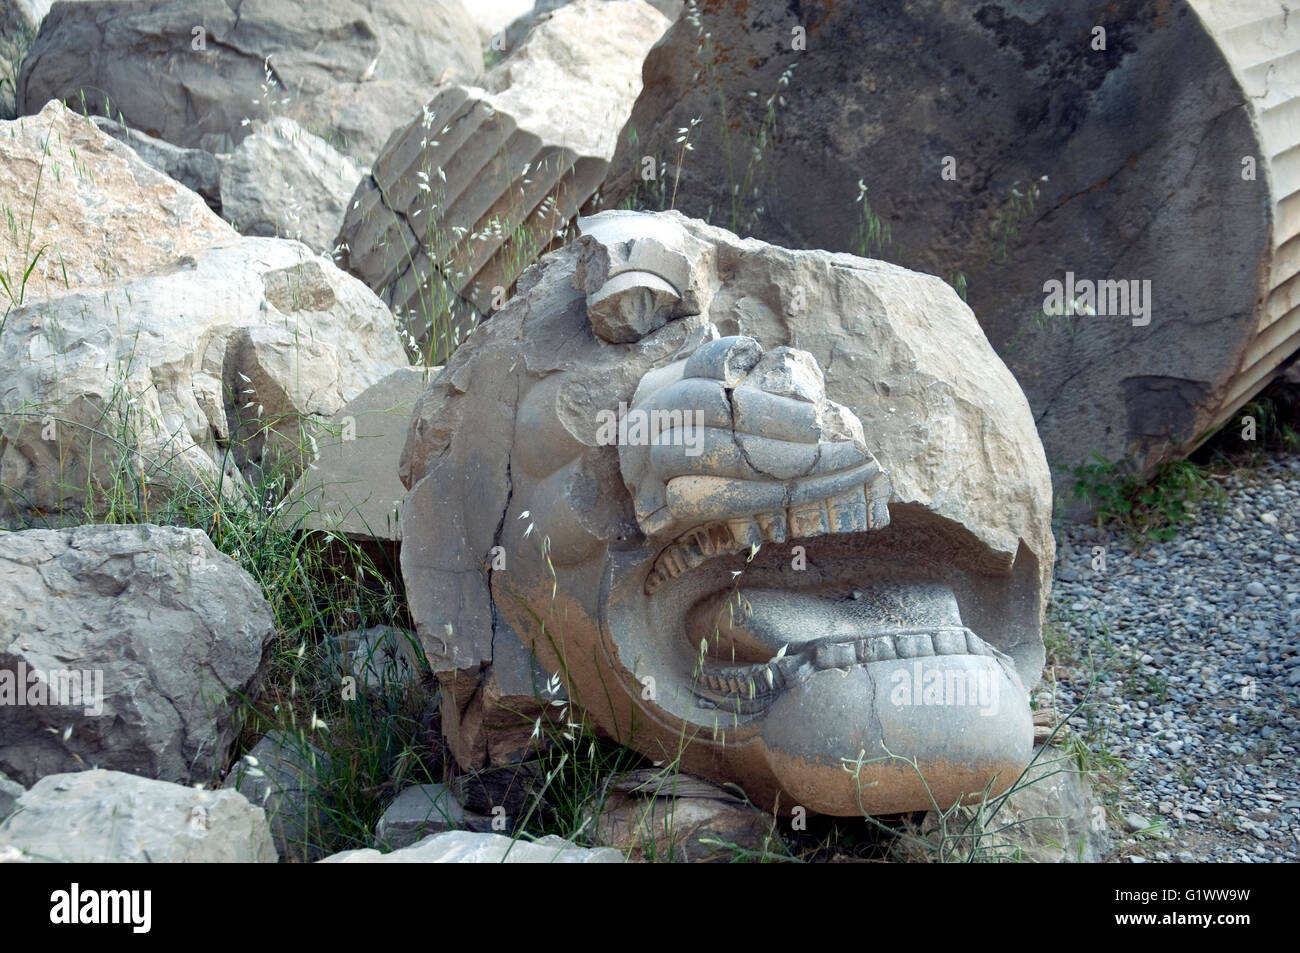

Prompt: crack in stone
[{"left": 486, "top": 374, "right": 523, "bottom": 663}]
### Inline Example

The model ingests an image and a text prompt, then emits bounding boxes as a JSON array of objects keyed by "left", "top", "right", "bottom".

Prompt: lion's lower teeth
[
  {"left": 694, "top": 627, "right": 996, "bottom": 702},
  {"left": 644, "top": 484, "right": 882, "bottom": 594}
]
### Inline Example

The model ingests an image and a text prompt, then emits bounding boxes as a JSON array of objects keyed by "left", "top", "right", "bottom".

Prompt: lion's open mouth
[{"left": 664, "top": 553, "right": 1020, "bottom": 716}]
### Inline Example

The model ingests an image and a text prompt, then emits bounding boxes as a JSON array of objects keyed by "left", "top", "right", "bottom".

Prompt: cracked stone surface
[
  {"left": 399, "top": 210, "right": 1054, "bottom": 816},
  {"left": 222, "top": 730, "right": 330, "bottom": 862},
  {"left": 0, "top": 524, "right": 276, "bottom": 788},
  {"left": 599, "top": 0, "right": 1288, "bottom": 490},
  {"left": 17, "top": 0, "right": 484, "bottom": 165}
]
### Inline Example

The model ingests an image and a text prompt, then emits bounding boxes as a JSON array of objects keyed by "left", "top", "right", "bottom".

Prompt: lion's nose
[{"left": 684, "top": 336, "right": 826, "bottom": 406}]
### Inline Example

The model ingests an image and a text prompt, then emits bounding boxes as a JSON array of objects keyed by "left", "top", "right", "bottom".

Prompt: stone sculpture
[{"left": 400, "top": 210, "right": 1054, "bottom": 816}]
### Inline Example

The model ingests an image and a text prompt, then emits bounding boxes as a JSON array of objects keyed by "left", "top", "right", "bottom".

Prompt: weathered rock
[
  {"left": 449, "top": 761, "right": 541, "bottom": 817},
  {"left": 222, "top": 730, "right": 329, "bottom": 862},
  {"left": 0, "top": 1, "right": 48, "bottom": 46},
  {"left": 319, "top": 829, "right": 623, "bottom": 862},
  {"left": 400, "top": 210, "right": 1053, "bottom": 817},
  {"left": 221, "top": 117, "right": 364, "bottom": 254},
  {"left": 335, "top": 0, "right": 671, "bottom": 356},
  {"left": 280, "top": 366, "right": 434, "bottom": 542},
  {"left": 374, "top": 782, "right": 495, "bottom": 848},
  {"left": 0, "top": 769, "right": 22, "bottom": 820},
  {"left": 990, "top": 750, "right": 1109, "bottom": 862},
  {"left": 0, "top": 769, "right": 278, "bottom": 862},
  {"left": 0, "top": 524, "right": 276, "bottom": 787},
  {"left": 592, "top": 769, "right": 777, "bottom": 861},
  {"left": 18, "top": 0, "right": 484, "bottom": 164},
  {"left": 601, "top": 0, "right": 1293, "bottom": 489},
  {"left": 90, "top": 115, "right": 225, "bottom": 210},
  {"left": 0, "top": 235, "right": 408, "bottom": 526},
  {"left": 0, "top": 101, "right": 232, "bottom": 301}
]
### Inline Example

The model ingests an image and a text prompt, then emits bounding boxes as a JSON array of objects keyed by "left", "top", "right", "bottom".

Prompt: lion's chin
[{"left": 757, "top": 659, "right": 1033, "bottom": 816}]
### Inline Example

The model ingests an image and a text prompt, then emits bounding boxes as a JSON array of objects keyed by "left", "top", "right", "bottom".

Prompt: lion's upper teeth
[{"left": 644, "top": 481, "right": 888, "bottom": 594}]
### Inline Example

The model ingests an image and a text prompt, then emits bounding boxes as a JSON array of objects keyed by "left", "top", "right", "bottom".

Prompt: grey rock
[
  {"left": 18, "top": 0, "right": 484, "bottom": 164},
  {"left": 0, "top": 524, "right": 275, "bottom": 788},
  {"left": 601, "top": 0, "right": 1296, "bottom": 490},
  {"left": 222, "top": 730, "right": 329, "bottom": 862},
  {"left": 1, "top": 1, "right": 49, "bottom": 117},
  {"left": 374, "top": 783, "right": 494, "bottom": 848},
  {"left": 318, "top": 830, "right": 623, "bottom": 863},
  {"left": 221, "top": 117, "right": 364, "bottom": 254},
  {"left": 991, "top": 751, "right": 1110, "bottom": 862},
  {"left": 1246, "top": 581, "right": 1268, "bottom": 597},
  {"left": 0, "top": 769, "right": 277, "bottom": 862},
  {"left": 280, "top": 366, "right": 435, "bottom": 542},
  {"left": 91, "top": 115, "right": 225, "bottom": 209},
  {"left": 1124, "top": 813, "right": 1151, "bottom": 833},
  {"left": 330, "top": 625, "right": 424, "bottom": 691}
]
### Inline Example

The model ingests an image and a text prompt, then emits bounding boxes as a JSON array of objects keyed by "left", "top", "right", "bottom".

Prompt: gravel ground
[{"left": 1046, "top": 452, "right": 1300, "bottom": 863}]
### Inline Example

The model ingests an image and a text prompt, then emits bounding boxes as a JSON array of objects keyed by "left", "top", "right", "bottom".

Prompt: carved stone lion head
[{"left": 400, "top": 211, "right": 1053, "bottom": 815}]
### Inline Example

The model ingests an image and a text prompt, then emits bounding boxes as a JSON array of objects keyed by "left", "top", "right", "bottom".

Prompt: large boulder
[
  {"left": 0, "top": 234, "right": 409, "bottom": 526},
  {"left": 601, "top": 0, "right": 1297, "bottom": 488},
  {"left": 220, "top": 117, "right": 364, "bottom": 255},
  {"left": 335, "top": 0, "right": 671, "bottom": 356},
  {"left": 0, "top": 101, "right": 232, "bottom": 302},
  {"left": 399, "top": 210, "right": 1054, "bottom": 816},
  {"left": 0, "top": 769, "right": 279, "bottom": 862},
  {"left": 17, "top": 0, "right": 484, "bottom": 164},
  {"left": 0, "top": 524, "right": 275, "bottom": 788}
]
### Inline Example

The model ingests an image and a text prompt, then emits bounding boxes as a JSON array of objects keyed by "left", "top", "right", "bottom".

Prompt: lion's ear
[{"left": 573, "top": 211, "right": 717, "bottom": 344}]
